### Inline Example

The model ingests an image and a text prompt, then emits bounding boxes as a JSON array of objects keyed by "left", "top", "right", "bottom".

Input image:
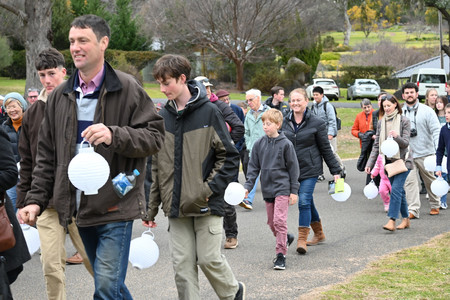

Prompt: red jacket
[{"left": 351, "top": 109, "right": 374, "bottom": 147}]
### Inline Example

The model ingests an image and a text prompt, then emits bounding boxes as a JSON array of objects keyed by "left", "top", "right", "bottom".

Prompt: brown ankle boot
[
  {"left": 396, "top": 218, "right": 410, "bottom": 230},
  {"left": 296, "top": 227, "right": 310, "bottom": 254},
  {"left": 383, "top": 219, "right": 396, "bottom": 231},
  {"left": 306, "top": 220, "right": 325, "bottom": 246}
]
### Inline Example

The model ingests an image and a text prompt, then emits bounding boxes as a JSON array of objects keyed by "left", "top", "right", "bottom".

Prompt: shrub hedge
[{"left": 0, "top": 49, "right": 161, "bottom": 79}]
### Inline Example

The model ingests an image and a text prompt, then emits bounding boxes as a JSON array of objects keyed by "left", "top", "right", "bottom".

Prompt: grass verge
[{"left": 300, "top": 232, "right": 450, "bottom": 299}]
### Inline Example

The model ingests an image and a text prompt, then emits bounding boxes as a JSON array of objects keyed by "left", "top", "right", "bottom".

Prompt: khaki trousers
[
  {"left": 37, "top": 208, "right": 93, "bottom": 300},
  {"left": 404, "top": 156, "right": 440, "bottom": 218},
  {"left": 169, "top": 215, "right": 239, "bottom": 300}
]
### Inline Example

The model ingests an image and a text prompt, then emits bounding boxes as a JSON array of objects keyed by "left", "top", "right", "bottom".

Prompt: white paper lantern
[
  {"left": 424, "top": 155, "right": 437, "bottom": 172},
  {"left": 20, "top": 224, "right": 40, "bottom": 255},
  {"left": 68, "top": 141, "right": 110, "bottom": 195},
  {"left": 224, "top": 182, "right": 246, "bottom": 205},
  {"left": 129, "top": 229, "right": 159, "bottom": 270},
  {"left": 431, "top": 176, "right": 449, "bottom": 197},
  {"left": 363, "top": 180, "right": 379, "bottom": 199},
  {"left": 380, "top": 137, "right": 399, "bottom": 158},
  {"left": 331, "top": 182, "right": 352, "bottom": 202}
]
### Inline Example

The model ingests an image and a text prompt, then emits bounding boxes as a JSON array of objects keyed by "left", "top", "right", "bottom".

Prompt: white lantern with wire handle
[
  {"left": 224, "top": 182, "right": 246, "bottom": 205},
  {"left": 363, "top": 180, "right": 379, "bottom": 199},
  {"left": 129, "top": 229, "right": 160, "bottom": 270},
  {"left": 380, "top": 136, "right": 399, "bottom": 158},
  {"left": 68, "top": 140, "right": 110, "bottom": 195},
  {"left": 331, "top": 182, "right": 352, "bottom": 202},
  {"left": 431, "top": 176, "right": 449, "bottom": 197},
  {"left": 20, "top": 224, "right": 40, "bottom": 256}
]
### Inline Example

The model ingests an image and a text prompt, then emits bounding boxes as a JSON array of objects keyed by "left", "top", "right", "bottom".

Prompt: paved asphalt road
[{"left": 11, "top": 158, "right": 449, "bottom": 299}]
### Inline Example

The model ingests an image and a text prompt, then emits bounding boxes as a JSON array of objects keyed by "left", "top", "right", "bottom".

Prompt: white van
[{"left": 409, "top": 68, "right": 447, "bottom": 100}]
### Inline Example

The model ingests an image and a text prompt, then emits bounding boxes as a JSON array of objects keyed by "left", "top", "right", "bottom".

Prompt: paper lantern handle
[
  {"left": 142, "top": 229, "right": 155, "bottom": 240},
  {"left": 79, "top": 139, "right": 93, "bottom": 150}
]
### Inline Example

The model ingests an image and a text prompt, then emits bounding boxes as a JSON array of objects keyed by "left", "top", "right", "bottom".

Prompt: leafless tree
[
  {"left": 333, "top": 0, "right": 352, "bottom": 46},
  {"left": 149, "top": 0, "right": 309, "bottom": 90},
  {"left": 0, "top": 0, "right": 52, "bottom": 94}
]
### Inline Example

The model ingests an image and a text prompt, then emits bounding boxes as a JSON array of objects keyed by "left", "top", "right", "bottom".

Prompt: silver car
[{"left": 347, "top": 79, "right": 381, "bottom": 100}]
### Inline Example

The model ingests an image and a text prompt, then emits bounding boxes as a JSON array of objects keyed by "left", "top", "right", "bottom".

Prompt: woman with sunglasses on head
[{"left": 365, "top": 94, "right": 413, "bottom": 231}]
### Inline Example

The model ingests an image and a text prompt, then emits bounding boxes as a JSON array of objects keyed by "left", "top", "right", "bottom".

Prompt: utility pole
[{"left": 439, "top": 11, "right": 444, "bottom": 69}]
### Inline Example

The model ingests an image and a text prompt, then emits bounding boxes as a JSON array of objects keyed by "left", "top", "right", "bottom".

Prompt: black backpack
[{"left": 323, "top": 102, "right": 341, "bottom": 131}]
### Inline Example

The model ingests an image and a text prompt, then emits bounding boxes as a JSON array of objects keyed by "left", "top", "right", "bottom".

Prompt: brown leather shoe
[
  {"left": 430, "top": 208, "right": 440, "bottom": 215},
  {"left": 66, "top": 252, "right": 83, "bottom": 264},
  {"left": 408, "top": 213, "right": 417, "bottom": 219},
  {"left": 396, "top": 218, "right": 410, "bottom": 230},
  {"left": 383, "top": 219, "right": 396, "bottom": 231}
]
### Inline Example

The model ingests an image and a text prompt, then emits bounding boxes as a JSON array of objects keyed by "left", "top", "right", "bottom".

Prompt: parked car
[
  {"left": 347, "top": 79, "right": 381, "bottom": 100},
  {"left": 409, "top": 68, "right": 447, "bottom": 100},
  {"left": 305, "top": 78, "right": 340, "bottom": 101}
]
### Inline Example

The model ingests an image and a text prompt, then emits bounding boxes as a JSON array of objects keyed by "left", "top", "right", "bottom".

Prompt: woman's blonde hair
[
  {"left": 289, "top": 88, "right": 308, "bottom": 102},
  {"left": 425, "top": 88, "right": 438, "bottom": 107}
]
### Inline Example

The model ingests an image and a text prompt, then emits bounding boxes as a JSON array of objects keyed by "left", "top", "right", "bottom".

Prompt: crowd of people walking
[{"left": 0, "top": 14, "right": 448, "bottom": 300}]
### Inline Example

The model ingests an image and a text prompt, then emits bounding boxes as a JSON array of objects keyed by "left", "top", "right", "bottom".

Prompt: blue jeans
[
  {"left": 246, "top": 174, "right": 259, "bottom": 204},
  {"left": 6, "top": 184, "right": 17, "bottom": 213},
  {"left": 440, "top": 173, "right": 448, "bottom": 206},
  {"left": 388, "top": 170, "right": 410, "bottom": 220},
  {"left": 78, "top": 221, "right": 133, "bottom": 300},
  {"left": 298, "top": 177, "right": 319, "bottom": 227}
]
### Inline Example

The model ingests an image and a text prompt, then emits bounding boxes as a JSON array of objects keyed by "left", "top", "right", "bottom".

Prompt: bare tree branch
[{"left": 0, "top": 0, "right": 27, "bottom": 24}]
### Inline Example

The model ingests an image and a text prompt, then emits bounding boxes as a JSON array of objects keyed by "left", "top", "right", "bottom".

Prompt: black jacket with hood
[
  {"left": 282, "top": 108, "right": 341, "bottom": 180},
  {"left": 146, "top": 80, "right": 240, "bottom": 220}
]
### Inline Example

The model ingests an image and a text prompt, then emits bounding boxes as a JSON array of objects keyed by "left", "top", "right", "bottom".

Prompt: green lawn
[
  {"left": 324, "top": 28, "right": 443, "bottom": 48},
  {"left": 0, "top": 78, "right": 27, "bottom": 96},
  {"left": 307, "top": 233, "right": 450, "bottom": 299}
]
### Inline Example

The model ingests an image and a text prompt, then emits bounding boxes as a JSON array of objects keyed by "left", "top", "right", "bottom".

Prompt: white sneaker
[{"left": 441, "top": 202, "right": 448, "bottom": 210}]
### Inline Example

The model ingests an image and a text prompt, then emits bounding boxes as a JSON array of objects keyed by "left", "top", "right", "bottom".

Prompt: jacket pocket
[{"left": 180, "top": 182, "right": 211, "bottom": 215}]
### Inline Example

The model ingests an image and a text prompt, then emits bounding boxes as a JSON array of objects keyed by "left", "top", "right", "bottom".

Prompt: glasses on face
[
  {"left": 6, "top": 103, "right": 21, "bottom": 111},
  {"left": 246, "top": 97, "right": 256, "bottom": 103},
  {"left": 28, "top": 95, "right": 38, "bottom": 99}
]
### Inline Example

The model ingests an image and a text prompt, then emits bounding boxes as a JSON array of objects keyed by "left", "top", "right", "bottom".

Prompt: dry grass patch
[{"left": 300, "top": 233, "right": 450, "bottom": 299}]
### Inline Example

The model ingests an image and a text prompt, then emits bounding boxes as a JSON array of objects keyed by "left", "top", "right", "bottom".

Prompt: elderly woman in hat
[{"left": 2, "top": 92, "right": 28, "bottom": 212}]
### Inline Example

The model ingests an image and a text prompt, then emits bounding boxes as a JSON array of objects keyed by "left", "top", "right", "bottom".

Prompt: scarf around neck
[{"left": 379, "top": 110, "right": 401, "bottom": 159}]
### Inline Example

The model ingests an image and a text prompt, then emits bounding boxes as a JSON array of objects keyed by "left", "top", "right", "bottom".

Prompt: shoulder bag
[
  {"left": 0, "top": 192, "right": 16, "bottom": 252},
  {"left": 384, "top": 159, "right": 408, "bottom": 177}
]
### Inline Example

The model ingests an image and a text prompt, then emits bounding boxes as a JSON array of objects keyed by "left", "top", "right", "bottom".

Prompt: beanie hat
[
  {"left": 3, "top": 92, "right": 27, "bottom": 112},
  {"left": 215, "top": 89, "right": 230, "bottom": 98}
]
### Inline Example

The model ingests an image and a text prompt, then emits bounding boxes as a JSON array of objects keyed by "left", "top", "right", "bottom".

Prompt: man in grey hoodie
[
  {"left": 311, "top": 86, "right": 345, "bottom": 180},
  {"left": 401, "top": 82, "right": 441, "bottom": 218}
]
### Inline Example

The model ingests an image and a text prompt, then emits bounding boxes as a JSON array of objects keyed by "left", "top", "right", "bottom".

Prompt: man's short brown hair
[{"left": 35, "top": 48, "right": 65, "bottom": 71}]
